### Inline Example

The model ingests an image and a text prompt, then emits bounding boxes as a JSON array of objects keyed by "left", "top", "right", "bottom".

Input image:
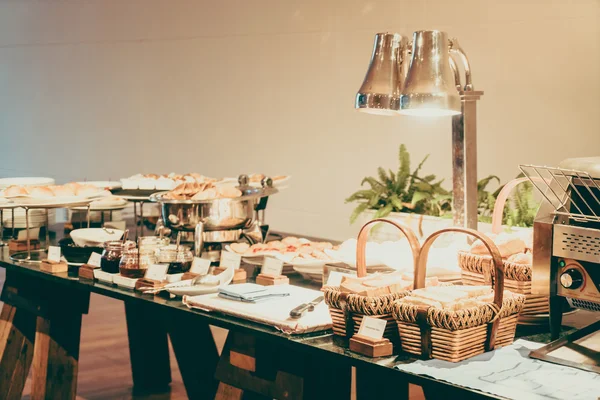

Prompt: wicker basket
[
  {"left": 393, "top": 228, "right": 526, "bottom": 362},
  {"left": 323, "top": 218, "right": 420, "bottom": 344},
  {"left": 457, "top": 177, "right": 548, "bottom": 317}
]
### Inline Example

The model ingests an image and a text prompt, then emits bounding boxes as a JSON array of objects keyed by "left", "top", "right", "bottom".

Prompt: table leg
[
  {"left": 0, "top": 302, "right": 36, "bottom": 400},
  {"left": 356, "top": 364, "right": 408, "bottom": 400},
  {"left": 549, "top": 294, "right": 566, "bottom": 340},
  {"left": 215, "top": 331, "right": 349, "bottom": 400},
  {"left": 124, "top": 302, "right": 172, "bottom": 394},
  {"left": 31, "top": 311, "right": 83, "bottom": 400},
  {"left": 168, "top": 317, "right": 220, "bottom": 399}
]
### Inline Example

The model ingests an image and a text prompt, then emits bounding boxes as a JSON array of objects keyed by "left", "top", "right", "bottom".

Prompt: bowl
[
  {"left": 70, "top": 228, "right": 124, "bottom": 247},
  {"left": 59, "top": 238, "right": 103, "bottom": 264}
]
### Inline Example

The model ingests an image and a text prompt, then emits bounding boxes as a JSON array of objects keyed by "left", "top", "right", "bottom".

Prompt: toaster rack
[{"left": 519, "top": 164, "right": 600, "bottom": 224}]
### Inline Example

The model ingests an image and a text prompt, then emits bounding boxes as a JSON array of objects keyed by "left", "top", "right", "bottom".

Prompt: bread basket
[
  {"left": 393, "top": 228, "right": 525, "bottom": 362},
  {"left": 322, "top": 218, "right": 420, "bottom": 343},
  {"left": 457, "top": 177, "right": 548, "bottom": 317}
]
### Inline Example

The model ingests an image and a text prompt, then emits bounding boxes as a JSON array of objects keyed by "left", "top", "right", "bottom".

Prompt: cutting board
[{"left": 183, "top": 285, "right": 332, "bottom": 334}]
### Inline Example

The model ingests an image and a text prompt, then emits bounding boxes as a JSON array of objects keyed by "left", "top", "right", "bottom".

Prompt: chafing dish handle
[{"left": 194, "top": 222, "right": 204, "bottom": 257}]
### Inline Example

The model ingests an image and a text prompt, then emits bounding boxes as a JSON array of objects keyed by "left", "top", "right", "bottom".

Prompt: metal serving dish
[{"left": 149, "top": 186, "right": 277, "bottom": 232}]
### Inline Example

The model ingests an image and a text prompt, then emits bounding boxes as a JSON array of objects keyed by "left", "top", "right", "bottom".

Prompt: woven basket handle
[
  {"left": 491, "top": 177, "right": 542, "bottom": 234},
  {"left": 356, "top": 218, "right": 421, "bottom": 278},
  {"left": 416, "top": 228, "right": 505, "bottom": 310}
]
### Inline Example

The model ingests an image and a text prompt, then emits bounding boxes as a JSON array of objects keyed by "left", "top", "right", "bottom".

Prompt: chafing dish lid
[{"left": 558, "top": 157, "right": 600, "bottom": 179}]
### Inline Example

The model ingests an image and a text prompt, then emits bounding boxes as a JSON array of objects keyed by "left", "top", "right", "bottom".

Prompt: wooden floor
[{"left": 0, "top": 269, "right": 424, "bottom": 400}]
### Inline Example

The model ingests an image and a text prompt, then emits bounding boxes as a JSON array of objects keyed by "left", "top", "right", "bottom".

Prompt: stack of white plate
[{"left": 0, "top": 177, "right": 56, "bottom": 228}]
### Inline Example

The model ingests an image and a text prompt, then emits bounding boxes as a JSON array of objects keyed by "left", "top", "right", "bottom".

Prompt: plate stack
[{"left": 0, "top": 177, "right": 56, "bottom": 229}]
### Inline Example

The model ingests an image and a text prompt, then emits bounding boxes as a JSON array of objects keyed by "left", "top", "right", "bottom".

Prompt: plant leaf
[
  {"left": 377, "top": 167, "right": 391, "bottom": 186},
  {"left": 412, "top": 154, "right": 430, "bottom": 177},
  {"left": 349, "top": 203, "right": 369, "bottom": 224},
  {"left": 477, "top": 175, "right": 500, "bottom": 191},
  {"left": 396, "top": 144, "right": 411, "bottom": 192},
  {"left": 345, "top": 190, "right": 374, "bottom": 203},
  {"left": 374, "top": 203, "right": 393, "bottom": 219},
  {"left": 361, "top": 176, "right": 383, "bottom": 190},
  {"left": 368, "top": 192, "right": 382, "bottom": 207},
  {"left": 411, "top": 191, "right": 431, "bottom": 206},
  {"left": 388, "top": 194, "right": 404, "bottom": 211}
]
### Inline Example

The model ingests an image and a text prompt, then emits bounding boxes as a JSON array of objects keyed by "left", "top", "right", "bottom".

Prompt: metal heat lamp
[{"left": 356, "top": 30, "right": 483, "bottom": 229}]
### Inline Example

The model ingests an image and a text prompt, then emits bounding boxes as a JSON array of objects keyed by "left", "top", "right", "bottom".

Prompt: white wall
[{"left": 0, "top": 0, "right": 598, "bottom": 240}]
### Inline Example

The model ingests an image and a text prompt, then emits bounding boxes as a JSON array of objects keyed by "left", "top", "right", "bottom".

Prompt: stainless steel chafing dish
[
  {"left": 149, "top": 175, "right": 277, "bottom": 256},
  {"left": 520, "top": 158, "right": 600, "bottom": 373}
]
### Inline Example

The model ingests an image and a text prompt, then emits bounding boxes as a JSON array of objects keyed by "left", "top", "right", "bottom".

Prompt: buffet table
[{"left": 0, "top": 234, "right": 594, "bottom": 400}]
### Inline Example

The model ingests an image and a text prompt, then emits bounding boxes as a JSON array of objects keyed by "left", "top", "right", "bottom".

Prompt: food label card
[
  {"left": 48, "top": 246, "right": 61, "bottom": 262},
  {"left": 87, "top": 252, "right": 102, "bottom": 267},
  {"left": 357, "top": 316, "right": 387, "bottom": 340},
  {"left": 17, "top": 228, "right": 40, "bottom": 241},
  {"left": 145, "top": 264, "right": 169, "bottom": 282},
  {"left": 261, "top": 257, "right": 284, "bottom": 276},
  {"left": 220, "top": 251, "right": 242, "bottom": 270},
  {"left": 190, "top": 257, "right": 211, "bottom": 275}
]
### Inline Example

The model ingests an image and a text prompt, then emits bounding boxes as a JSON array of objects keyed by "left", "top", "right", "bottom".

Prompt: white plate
[
  {"left": 71, "top": 228, "right": 125, "bottom": 247},
  {"left": 76, "top": 181, "right": 122, "bottom": 190},
  {"left": 71, "top": 197, "right": 129, "bottom": 211},
  {"left": 290, "top": 258, "right": 335, "bottom": 268},
  {"left": 0, "top": 177, "right": 55, "bottom": 189},
  {"left": 292, "top": 265, "right": 323, "bottom": 282},
  {"left": 8, "top": 195, "right": 82, "bottom": 204}
]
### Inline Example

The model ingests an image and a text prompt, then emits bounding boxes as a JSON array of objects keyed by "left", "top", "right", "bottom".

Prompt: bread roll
[
  {"left": 507, "top": 252, "right": 532, "bottom": 265},
  {"left": 3, "top": 185, "right": 28, "bottom": 196},
  {"left": 230, "top": 242, "right": 249, "bottom": 254},
  {"left": 217, "top": 186, "right": 242, "bottom": 199},
  {"left": 401, "top": 296, "right": 443, "bottom": 309},
  {"left": 470, "top": 233, "right": 525, "bottom": 258},
  {"left": 28, "top": 186, "right": 55, "bottom": 198},
  {"left": 191, "top": 188, "right": 217, "bottom": 200},
  {"left": 76, "top": 184, "right": 100, "bottom": 197},
  {"left": 51, "top": 185, "right": 76, "bottom": 197}
]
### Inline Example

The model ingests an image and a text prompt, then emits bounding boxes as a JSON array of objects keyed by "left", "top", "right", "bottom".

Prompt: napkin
[{"left": 218, "top": 283, "right": 290, "bottom": 303}]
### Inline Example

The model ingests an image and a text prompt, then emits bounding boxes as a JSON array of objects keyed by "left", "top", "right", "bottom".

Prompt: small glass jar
[
  {"left": 101, "top": 240, "right": 135, "bottom": 273},
  {"left": 156, "top": 245, "right": 193, "bottom": 274},
  {"left": 138, "top": 236, "right": 170, "bottom": 257},
  {"left": 119, "top": 248, "right": 156, "bottom": 278}
]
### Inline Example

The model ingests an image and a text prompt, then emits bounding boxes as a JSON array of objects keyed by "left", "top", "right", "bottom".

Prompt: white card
[
  {"left": 326, "top": 271, "right": 355, "bottom": 287},
  {"left": 48, "top": 246, "right": 61, "bottom": 262},
  {"left": 87, "top": 252, "right": 102, "bottom": 267},
  {"left": 145, "top": 264, "right": 169, "bottom": 282},
  {"left": 104, "top": 221, "right": 126, "bottom": 231},
  {"left": 220, "top": 251, "right": 241, "bottom": 270},
  {"left": 261, "top": 256, "right": 283, "bottom": 276},
  {"left": 17, "top": 228, "right": 40, "bottom": 241},
  {"left": 190, "top": 257, "right": 211, "bottom": 275},
  {"left": 357, "top": 316, "right": 387, "bottom": 340}
]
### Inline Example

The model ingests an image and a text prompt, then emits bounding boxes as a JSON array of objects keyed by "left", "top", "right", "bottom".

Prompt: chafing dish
[
  {"left": 149, "top": 176, "right": 277, "bottom": 256},
  {"left": 150, "top": 185, "right": 277, "bottom": 232}
]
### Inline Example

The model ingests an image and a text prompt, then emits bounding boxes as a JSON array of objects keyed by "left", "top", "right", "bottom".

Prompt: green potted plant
[
  {"left": 346, "top": 144, "right": 453, "bottom": 240},
  {"left": 346, "top": 145, "right": 537, "bottom": 240}
]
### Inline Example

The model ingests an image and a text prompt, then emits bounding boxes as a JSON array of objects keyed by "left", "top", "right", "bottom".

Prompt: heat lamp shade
[
  {"left": 398, "top": 30, "right": 461, "bottom": 117},
  {"left": 355, "top": 32, "right": 405, "bottom": 115}
]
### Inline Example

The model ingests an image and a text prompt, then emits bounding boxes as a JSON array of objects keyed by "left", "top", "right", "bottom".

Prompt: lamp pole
[{"left": 452, "top": 90, "right": 483, "bottom": 230}]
